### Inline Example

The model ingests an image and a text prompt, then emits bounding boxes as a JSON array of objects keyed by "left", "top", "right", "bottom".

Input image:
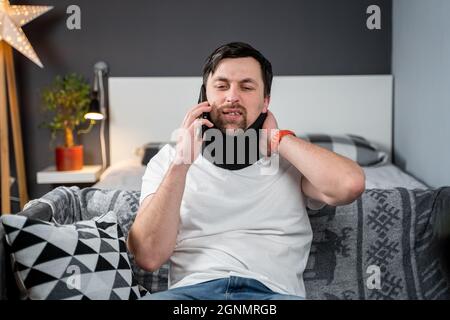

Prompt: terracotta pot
[{"left": 55, "top": 145, "right": 84, "bottom": 171}]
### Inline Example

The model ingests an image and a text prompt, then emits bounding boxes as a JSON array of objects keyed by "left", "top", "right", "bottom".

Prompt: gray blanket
[
  {"left": 305, "top": 188, "right": 450, "bottom": 299},
  {"left": 7, "top": 186, "right": 450, "bottom": 300}
]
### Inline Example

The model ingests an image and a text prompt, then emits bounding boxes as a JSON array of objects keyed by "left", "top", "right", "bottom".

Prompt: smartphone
[{"left": 198, "top": 84, "right": 210, "bottom": 136}]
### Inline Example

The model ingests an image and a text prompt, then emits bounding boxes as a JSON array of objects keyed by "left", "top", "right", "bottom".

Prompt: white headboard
[{"left": 108, "top": 75, "right": 393, "bottom": 166}]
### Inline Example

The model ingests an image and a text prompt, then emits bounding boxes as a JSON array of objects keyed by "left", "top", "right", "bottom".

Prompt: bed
[{"left": 94, "top": 75, "right": 427, "bottom": 191}]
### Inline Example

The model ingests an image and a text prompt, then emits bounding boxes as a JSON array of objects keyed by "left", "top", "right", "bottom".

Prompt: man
[{"left": 128, "top": 42, "right": 365, "bottom": 300}]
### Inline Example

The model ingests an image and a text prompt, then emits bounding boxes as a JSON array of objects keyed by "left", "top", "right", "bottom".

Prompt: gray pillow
[
  {"left": 1, "top": 211, "right": 145, "bottom": 300},
  {"left": 138, "top": 135, "right": 387, "bottom": 167},
  {"left": 301, "top": 134, "right": 388, "bottom": 166},
  {"left": 138, "top": 142, "right": 167, "bottom": 166}
]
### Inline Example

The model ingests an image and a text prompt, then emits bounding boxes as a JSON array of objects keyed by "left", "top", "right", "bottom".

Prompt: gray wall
[
  {"left": 392, "top": 0, "right": 450, "bottom": 187},
  {"left": 11, "top": 0, "right": 391, "bottom": 208}
]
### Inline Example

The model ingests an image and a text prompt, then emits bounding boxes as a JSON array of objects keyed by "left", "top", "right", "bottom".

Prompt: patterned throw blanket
[{"left": 19, "top": 186, "right": 450, "bottom": 299}]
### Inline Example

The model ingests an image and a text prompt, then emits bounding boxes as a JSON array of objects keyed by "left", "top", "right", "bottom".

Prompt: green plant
[{"left": 41, "top": 73, "right": 91, "bottom": 148}]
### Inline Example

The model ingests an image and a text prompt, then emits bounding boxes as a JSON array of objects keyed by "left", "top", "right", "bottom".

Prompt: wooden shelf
[{"left": 37, "top": 165, "right": 103, "bottom": 184}]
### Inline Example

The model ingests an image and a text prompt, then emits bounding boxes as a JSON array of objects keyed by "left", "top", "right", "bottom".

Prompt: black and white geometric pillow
[
  {"left": 1, "top": 211, "right": 145, "bottom": 300},
  {"left": 301, "top": 134, "right": 388, "bottom": 167}
]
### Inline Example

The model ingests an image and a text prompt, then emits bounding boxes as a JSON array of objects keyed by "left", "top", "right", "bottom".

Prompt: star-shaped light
[{"left": 0, "top": 0, "right": 52, "bottom": 68}]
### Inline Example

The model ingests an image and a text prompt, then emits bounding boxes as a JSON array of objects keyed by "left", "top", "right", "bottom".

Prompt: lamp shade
[{"left": 84, "top": 92, "right": 104, "bottom": 120}]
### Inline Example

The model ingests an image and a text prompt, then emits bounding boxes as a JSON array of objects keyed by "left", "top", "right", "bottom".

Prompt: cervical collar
[{"left": 201, "top": 112, "right": 267, "bottom": 170}]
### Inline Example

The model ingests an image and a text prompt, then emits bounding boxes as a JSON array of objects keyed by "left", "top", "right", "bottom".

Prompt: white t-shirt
[{"left": 139, "top": 144, "right": 323, "bottom": 297}]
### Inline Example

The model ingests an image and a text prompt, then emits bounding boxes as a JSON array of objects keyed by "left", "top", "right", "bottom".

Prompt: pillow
[
  {"left": 138, "top": 142, "right": 168, "bottom": 166},
  {"left": 19, "top": 187, "right": 169, "bottom": 294},
  {"left": 301, "top": 134, "right": 388, "bottom": 166},
  {"left": 1, "top": 211, "right": 145, "bottom": 300},
  {"left": 138, "top": 135, "right": 387, "bottom": 167},
  {"left": 304, "top": 187, "right": 450, "bottom": 300}
]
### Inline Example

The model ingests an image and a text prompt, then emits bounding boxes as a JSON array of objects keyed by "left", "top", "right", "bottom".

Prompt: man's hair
[{"left": 202, "top": 42, "right": 273, "bottom": 97}]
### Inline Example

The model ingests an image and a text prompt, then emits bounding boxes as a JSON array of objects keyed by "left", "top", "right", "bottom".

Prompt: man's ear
[{"left": 262, "top": 95, "right": 270, "bottom": 113}]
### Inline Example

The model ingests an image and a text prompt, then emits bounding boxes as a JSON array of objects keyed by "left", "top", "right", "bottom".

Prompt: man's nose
[{"left": 225, "top": 87, "right": 240, "bottom": 104}]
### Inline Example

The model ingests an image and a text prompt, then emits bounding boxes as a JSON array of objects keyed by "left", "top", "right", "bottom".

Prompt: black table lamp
[{"left": 84, "top": 61, "right": 108, "bottom": 169}]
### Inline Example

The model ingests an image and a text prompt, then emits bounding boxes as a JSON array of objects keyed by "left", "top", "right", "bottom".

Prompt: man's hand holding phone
[{"left": 173, "top": 101, "right": 214, "bottom": 166}]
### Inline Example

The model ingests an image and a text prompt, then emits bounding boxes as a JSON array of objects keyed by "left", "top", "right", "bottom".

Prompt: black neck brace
[{"left": 201, "top": 112, "right": 267, "bottom": 170}]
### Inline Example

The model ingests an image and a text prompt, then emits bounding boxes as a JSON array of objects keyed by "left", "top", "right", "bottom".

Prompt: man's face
[{"left": 206, "top": 57, "right": 270, "bottom": 134}]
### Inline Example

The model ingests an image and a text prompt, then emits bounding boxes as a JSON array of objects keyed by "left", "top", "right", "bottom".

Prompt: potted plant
[{"left": 41, "top": 73, "right": 92, "bottom": 171}]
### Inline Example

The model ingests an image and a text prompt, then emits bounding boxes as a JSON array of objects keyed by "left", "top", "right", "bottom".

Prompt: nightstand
[{"left": 36, "top": 165, "right": 103, "bottom": 187}]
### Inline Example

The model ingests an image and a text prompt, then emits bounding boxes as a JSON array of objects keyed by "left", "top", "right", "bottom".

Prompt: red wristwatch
[
  {"left": 277, "top": 130, "right": 296, "bottom": 143},
  {"left": 271, "top": 130, "right": 296, "bottom": 154}
]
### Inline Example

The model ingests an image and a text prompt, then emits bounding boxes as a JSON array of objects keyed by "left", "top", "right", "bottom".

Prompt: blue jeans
[{"left": 140, "top": 276, "right": 304, "bottom": 300}]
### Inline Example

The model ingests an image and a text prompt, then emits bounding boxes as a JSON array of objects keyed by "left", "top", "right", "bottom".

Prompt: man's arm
[
  {"left": 127, "top": 101, "right": 213, "bottom": 272},
  {"left": 278, "top": 135, "right": 365, "bottom": 206},
  {"left": 127, "top": 162, "right": 190, "bottom": 271}
]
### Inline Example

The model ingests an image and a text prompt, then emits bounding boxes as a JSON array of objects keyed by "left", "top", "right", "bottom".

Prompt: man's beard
[
  {"left": 201, "top": 106, "right": 268, "bottom": 171},
  {"left": 210, "top": 102, "right": 247, "bottom": 134}
]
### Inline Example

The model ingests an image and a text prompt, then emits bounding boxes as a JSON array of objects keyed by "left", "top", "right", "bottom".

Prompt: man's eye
[
  {"left": 243, "top": 87, "right": 254, "bottom": 91},
  {"left": 215, "top": 85, "right": 226, "bottom": 89}
]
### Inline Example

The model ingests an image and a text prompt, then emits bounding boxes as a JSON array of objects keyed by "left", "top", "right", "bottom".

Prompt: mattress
[
  {"left": 94, "top": 158, "right": 428, "bottom": 191},
  {"left": 364, "top": 163, "right": 427, "bottom": 189}
]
